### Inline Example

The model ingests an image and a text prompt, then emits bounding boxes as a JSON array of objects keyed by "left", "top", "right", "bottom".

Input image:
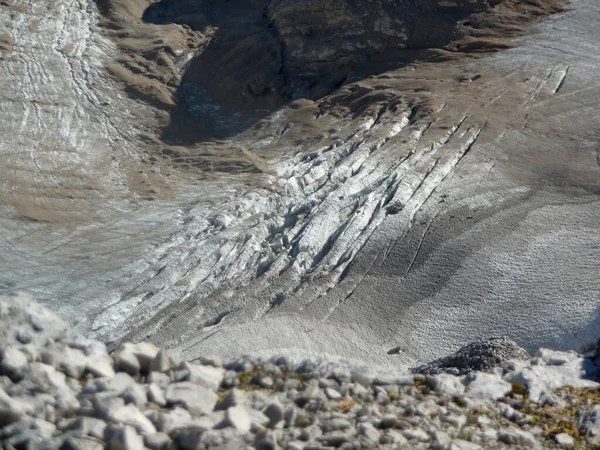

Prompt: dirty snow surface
[{"left": 1, "top": 0, "right": 599, "bottom": 368}]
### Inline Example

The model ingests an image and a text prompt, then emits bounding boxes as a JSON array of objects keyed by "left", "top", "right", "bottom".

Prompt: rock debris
[{"left": 1, "top": 293, "right": 599, "bottom": 449}]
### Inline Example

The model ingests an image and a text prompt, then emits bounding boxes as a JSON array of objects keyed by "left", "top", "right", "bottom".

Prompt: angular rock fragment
[
  {"left": 166, "top": 382, "right": 218, "bottom": 415},
  {"left": 185, "top": 362, "right": 225, "bottom": 391},
  {"left": 426, "top": 373, "right": 465, "bottom": 397},
  {"left": 108, "top": 404, "right": 156, "bottom": 434},
  {"left": 578, "top": 405, "right": 600, "bottom": 446},
  {"left": 226, "top": 406, "right": 251, "bottom": 433},
  {"left": 107, "top": 425, "right": 145, "bottom": 450},
  {"left": 498, "top": 427, "right": 538, "bottom": 448},
  {"left": 466, "top": 372, "right": 512, "bottom": 401}
]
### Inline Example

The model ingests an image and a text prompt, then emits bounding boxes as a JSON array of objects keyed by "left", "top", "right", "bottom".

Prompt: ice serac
[{"left": 0, "top": 0, "right": 599, "bottom": 369}]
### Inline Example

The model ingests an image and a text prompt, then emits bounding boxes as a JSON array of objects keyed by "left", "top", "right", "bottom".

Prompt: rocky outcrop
[
  {"left": 2, "top": 294, "right": 600, "bottom": 449},
  {"left": 265, "top": 0, "right": 505, "bottom": 96},
  {"left": 413, "top": 337, "right": 531, "bottom": 376},
  {"left": 106, "top": 0, "right": 566, "bottom": 137}
]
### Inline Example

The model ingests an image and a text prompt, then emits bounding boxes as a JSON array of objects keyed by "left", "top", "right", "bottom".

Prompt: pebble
[
  {"left": 325, "top": 387, "right": 342, "bottom": 401},
  {"left": 379, "top": 414, "right": 398, "bottom": 429},
  {"left": 358, "top": 422, "right": 380, "bottom": 443}
]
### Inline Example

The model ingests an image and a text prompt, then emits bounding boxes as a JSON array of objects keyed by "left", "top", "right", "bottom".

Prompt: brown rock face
[
  {"left": 101, "top": 0, "right": 564, "bottom": 143},
  {"left": 265, "top": 0, "right": 504, "bottom": 95}
]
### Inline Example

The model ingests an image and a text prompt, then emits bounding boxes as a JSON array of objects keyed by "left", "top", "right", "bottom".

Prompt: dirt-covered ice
[{"left": 0, "top": 0, "right": 598, "bottom": 368}]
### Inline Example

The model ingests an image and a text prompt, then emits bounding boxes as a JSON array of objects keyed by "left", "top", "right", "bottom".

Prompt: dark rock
[{"left": 412, "top": 337, "right": 530, "bottom": 376}]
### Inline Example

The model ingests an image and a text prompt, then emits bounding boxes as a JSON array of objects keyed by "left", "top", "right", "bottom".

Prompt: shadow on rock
[{"left": 141, "top": 0, "right": 548, "bottom": 144}]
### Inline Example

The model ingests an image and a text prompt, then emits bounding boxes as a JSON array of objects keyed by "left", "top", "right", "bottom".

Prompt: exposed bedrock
[
  {"left": 0, "top": 0, "right": 598, "bottom": 371},
  {"left": 117, "top": 0, "right": 565, "bottom": 141}
]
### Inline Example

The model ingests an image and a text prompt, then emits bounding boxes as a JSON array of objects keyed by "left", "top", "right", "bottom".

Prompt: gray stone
[
  {"left": 263, "top": 401, "right": 284, "bottom": 428},
  {"left": 130, "top": 342, "right": 160, "bottom": 371},
  {"left": 194, "top": 356, "right": 223, "bottom": 367},
  {"left": 217, "top": 388, "right": 248, "bottom": 410},
  {"left": 358, "top": 422, "right": 380, "bottom": 443},
  {"left": 114, "top": 348, "right": 140, "bottom": 376},
  {"left": 441, "top": 413, "right": 467, "bottom": 428},
  {"left": 374, "top": 372, "right": 396, "bottom": 386},
  {"left": 325, "top": 388, "right": 342, "bottom": 400},
  {"left": 386, "top": 430, "right": 409, "bottom": 448},
  {"left": 123, "top": 383, "right": 147, "bottom": 407},
  {"left": 58, "top": 346, "right": 88, "bottom": 378},
  {"left": 427, "top": 374, "right": 465, "bottom": 397},
  {"left": 379, "top": 414, "right": 397, "bottom": 429},
  {"left": 432, "top": 430, "right": 452, "bottom": 450},
  {"left": 248, "top": 408, "right": 270, "bottom": 428},
  {"left": 19, "top": 344, "right": 38, "bottom": 363},
  {"left": 107, "top": 425, "right": 145, "bottom": 450},
  {"left": 108, "top": 404, "right": 157, "bottom": 434},
  {"left": 166, "top": 382, "right": 218, "bottom": 415},
  {"left": 173, "top": 429, "right": 204, "bottom": 450},
  {"left": 149, "top": 351, "right": 171, "bottom": 373},
  {"left": 259, "top": 376, "right": 274, "bottom": 388},
  {"left": 254, "top": 430, "right": 279, "bottom": 450},
  {"left": 320, "top": 416, "right": 352, "bottom": 432},
  {"left": 144, "top": 432, "right": 172, "bottom": 450},
  {"left": 1, "top": 347, "right": 29, "bottom": 379},
  {"left": 284, "top": 406, "right": 297, "bottom": 428},
  {"left": 451, "top": 440, "right": 481, "bottom": 450},
  {"left": 146, "top": 372, "right": 170, "bottom": 389},
  {"left": 78, "top": 417, "right": 107, "bottom": 439},
  {"left": 332, "top": 368, "right": 351, "bottom": 384},
  {"left": 286, "top": 441, "right": 305, "bottom": 450},
  {"left": 26, "top": 363, "right": 79, "bottom": 409},
  {"left": 579, "top": 405, "right": 600, "bottom": 445},
  {"left": 0, "top": 386, "right": 28, "bottom": 425},
  {"left": 351, "top": 366, "right": 375, "bottom": 386},
  {"left": 102, "top": 372, "right": 136, "bottom": 394},
  {"left": 402, "top": 428, "right": 430, "bottom": 442},
  {"left": 498, "top": 427, "right": 538, "bottom": 448},
  {"left": 185, "top": 363, "right": 225, "bottom": 392},
  {"left": 86, "top": 359, "right": 115, "bottom": 378},
  {"left": 147, "top": 383, "right": 166, "bottom": 407},
  {"left": 554, "top": 432, "right": 575, "bottom": 447},
  {"left": 317, "top": 431, "right": 351, "bottom": 447},
  {"left": 92, "top": 391, "right": 126, "bottom": 417},
  {"left": 157, "top": 407, "right": 196, "bottom": 434},
  {"left": 226, "top": 406, "right": 251, "bottom": 433},
  {"left": 467, "top": 373, "right": 511, "bottom": 401},
  {"left": 61, "top": 436, "right": 104, "bottom": 450}
]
